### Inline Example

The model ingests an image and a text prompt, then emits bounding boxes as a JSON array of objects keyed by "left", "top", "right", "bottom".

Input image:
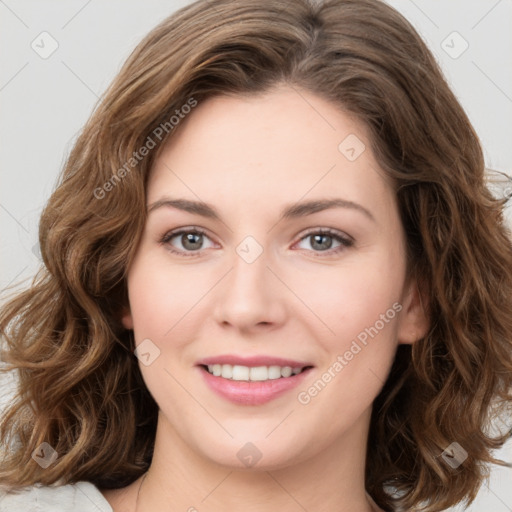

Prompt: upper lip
[{"left": 196, "top": 355, "right": 314, "bottom": 368}]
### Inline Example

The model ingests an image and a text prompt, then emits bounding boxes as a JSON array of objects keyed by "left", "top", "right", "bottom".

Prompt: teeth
[
  {"left": 221, "top": 364, "right": 233, "bottom": 379},
  {"left": 206, "top": 364, "right": 305, "bottom": 381},
  {"left": 232, "top": 365, "right": 249, "bottom": 380}
]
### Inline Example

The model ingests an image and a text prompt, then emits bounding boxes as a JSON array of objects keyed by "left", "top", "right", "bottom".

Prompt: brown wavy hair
[{"left": 1, "top": 0, "right": 512, "bottom": 510}]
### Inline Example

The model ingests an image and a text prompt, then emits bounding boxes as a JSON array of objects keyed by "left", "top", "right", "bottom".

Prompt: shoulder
[{"left": 0, "top": 481, "right": 112, "bottom": 512}]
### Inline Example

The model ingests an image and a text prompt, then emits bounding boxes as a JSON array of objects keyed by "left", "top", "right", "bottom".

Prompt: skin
[{"left": 101, "top": 84, "right": 428, "bottom": 512}]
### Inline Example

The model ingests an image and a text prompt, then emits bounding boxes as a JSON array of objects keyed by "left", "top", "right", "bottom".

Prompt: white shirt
[{"left": 0, "top": 481, "right": 113, "bottom": 512}]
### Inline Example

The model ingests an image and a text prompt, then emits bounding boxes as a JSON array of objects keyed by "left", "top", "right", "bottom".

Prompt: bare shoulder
[{"left": 99, "top": 477, "right": 144, "bottom": 512}]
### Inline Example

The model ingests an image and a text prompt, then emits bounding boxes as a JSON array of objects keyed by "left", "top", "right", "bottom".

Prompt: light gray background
[{"left": 1, "top": 1, "right": 511, "bottom": 510}]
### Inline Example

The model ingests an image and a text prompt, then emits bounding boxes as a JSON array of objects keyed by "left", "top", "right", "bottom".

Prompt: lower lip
[{"left": 197, "top": 366, "right": 313, "bottom": 405}]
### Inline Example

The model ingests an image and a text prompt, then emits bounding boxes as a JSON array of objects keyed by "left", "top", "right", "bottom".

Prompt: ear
[
  {"left": 396, "top": 276, "right": 429, "bottom": 344},
  {"left": 120, "top": 306, "right": 134, "bottom": 330}
]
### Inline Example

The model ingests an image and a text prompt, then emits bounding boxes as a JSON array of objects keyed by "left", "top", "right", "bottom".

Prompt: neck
[{"left": 134, "top": 407, "right": 380, "bottom": 512}]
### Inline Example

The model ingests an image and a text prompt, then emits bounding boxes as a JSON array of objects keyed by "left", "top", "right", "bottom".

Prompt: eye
[
  {"left": 160, "top": 226, "right": 354, "bottom": 258},
  {"left": 160, "top": 227, "right": 216, "bottom": 257},
  {"left": 294, "top": 228, "right": 354, "bottom": 255}
]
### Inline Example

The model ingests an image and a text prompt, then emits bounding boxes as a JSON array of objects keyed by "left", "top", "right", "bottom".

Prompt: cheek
[
  {"left": 293, "top": 262, "right": 401, "bottom": 427},
  {"left": 126, "top": 250, "right": 207, "bottom": 339},
  {"left": 295, "top": 251, "right": 404, "bottom": 349}
]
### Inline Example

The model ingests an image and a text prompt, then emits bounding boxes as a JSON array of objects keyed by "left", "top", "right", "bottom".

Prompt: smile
[{"left": 203, "top": 364, "right": 310, "bottom": 381}]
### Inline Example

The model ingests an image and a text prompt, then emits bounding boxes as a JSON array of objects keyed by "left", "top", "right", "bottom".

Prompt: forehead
[{"left": 147, "top": 86, "right": 396, "bottom": 222}]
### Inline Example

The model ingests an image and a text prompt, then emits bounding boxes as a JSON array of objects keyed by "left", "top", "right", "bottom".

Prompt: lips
[{"left": 195, "top": 354, "right": 314, "bottom": 405}]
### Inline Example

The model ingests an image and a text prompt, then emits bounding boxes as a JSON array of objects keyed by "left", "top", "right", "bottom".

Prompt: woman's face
[{"left": 122, "top": 85, "right": 426, "bottom": 469}]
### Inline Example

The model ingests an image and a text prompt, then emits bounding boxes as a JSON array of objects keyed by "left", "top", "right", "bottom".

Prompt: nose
[{"left": 212, "top": 241, "right": 287, "bottom": 334}]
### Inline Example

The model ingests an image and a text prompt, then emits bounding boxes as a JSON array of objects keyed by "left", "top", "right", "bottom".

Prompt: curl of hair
[{"left": 1, "top": 0, "right": 512, "bottom": 510}]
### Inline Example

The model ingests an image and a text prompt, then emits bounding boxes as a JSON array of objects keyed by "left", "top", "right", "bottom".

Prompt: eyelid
[{"left": 295, "top": 226, "right": 354, "bottom": 244}]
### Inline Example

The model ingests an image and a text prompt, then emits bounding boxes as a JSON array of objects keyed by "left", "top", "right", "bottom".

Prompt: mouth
[
  {"left": 199, "top": 363, "right": 314, "bottom": 382},
  {"left": 197, "top": 363, "right": 314, "bottom": 405}
]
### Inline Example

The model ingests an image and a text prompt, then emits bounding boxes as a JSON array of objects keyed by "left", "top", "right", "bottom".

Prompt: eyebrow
[{"left": 147, "top": 197, "right": 375, "bottom": 222}]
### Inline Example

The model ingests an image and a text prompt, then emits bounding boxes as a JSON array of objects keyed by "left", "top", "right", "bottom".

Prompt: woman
[{"left": 1, "top": 0, "right": 511, "bottom": 511}]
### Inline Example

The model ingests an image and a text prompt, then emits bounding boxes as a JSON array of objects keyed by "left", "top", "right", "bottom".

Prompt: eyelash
[{"left": 159, "top": 226, "right": 354, "bottom": 258}]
